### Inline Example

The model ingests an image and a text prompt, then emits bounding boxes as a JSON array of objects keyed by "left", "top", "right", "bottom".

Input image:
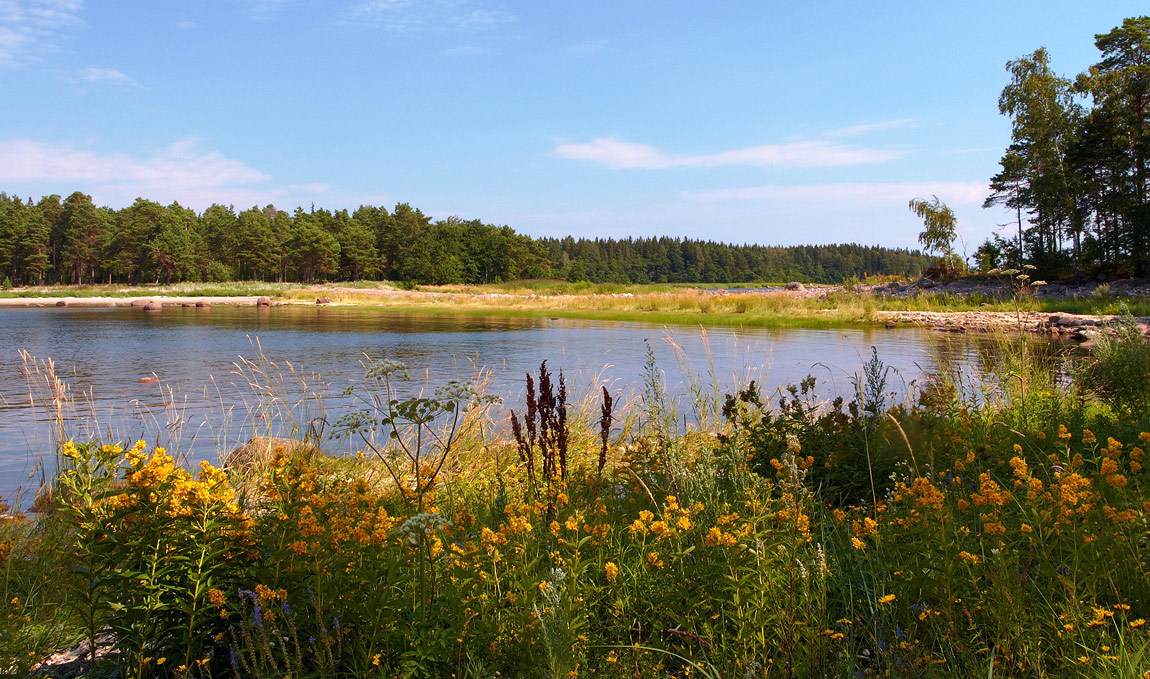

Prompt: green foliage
[
  {"left": 988, "top": 16, "right": 1150, "bottom": 278},
  {"left": 1078, "top": 312, "right": 1150, "bottom": 414},
  {"left": 908, "top": 195, "right": 958, "bottom": 264}
]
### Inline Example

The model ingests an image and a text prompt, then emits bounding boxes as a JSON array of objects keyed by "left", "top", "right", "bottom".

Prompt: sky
[{"left": 0, "top": 1, "right": 1146, "bottom": 251}]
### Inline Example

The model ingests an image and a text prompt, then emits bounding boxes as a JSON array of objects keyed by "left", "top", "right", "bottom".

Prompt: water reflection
[{"left": 0, "top": 306, "right": 1069, "bottom": 500}]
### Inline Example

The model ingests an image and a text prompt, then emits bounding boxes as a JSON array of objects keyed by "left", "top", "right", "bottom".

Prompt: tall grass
[{"left": 5, "top": 337, "right": 1150, "bottom": 678}]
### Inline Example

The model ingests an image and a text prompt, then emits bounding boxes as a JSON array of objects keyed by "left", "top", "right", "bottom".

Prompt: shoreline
[{"left": 2, "top": 284, "right": 1148, "bottom": 339}]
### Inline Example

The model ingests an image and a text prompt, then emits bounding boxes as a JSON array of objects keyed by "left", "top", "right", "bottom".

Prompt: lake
[{"left": 0, "top": 306, "right": 1053, "bottom": 502}]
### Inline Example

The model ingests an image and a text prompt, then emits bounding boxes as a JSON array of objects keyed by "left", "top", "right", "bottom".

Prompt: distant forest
[{"left": 0, "top": 192, "right": 930, "bottom": 286}]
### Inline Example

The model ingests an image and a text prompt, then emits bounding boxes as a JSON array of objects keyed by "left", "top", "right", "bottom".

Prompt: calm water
[{"left": 0, "top": 306, "right": 1046, "bottom": 501}]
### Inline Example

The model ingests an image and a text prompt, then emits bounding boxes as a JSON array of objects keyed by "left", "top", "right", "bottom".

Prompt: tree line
[
  {"left": 0, "top": 192, "right": 929, "bottom": 287},
  {"left": 977, "top": 16, "right": 1150, "bottom": 278}
]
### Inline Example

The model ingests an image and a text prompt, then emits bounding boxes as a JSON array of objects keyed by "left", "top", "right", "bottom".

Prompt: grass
[
  {"left": 4, "top": 332, "right": 1150, "bottom": 678},
  {"left": 5, "top": 280, "right": 1150, "bottom": 331}
]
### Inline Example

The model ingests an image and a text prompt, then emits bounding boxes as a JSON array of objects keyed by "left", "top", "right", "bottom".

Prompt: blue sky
[{"left": 0, "top": 1, "right": 1145, "bottom": 251}]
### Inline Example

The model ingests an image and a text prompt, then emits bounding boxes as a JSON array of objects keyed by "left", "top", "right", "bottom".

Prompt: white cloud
[
  {"left": 0, "top": 138, "right": 289, "bottom": 207},
  {"left": 346, "top": 0, "right": 513, "bottom": 32},
  {"left": 683, "top": 181, "right": 988, "bottom": 206},
  {"left": 0, "top": 0, "right": 83, "bottom": 67},
  {"left": 824, "top": 118, "right": 918, "bottom": 137},
  {"left": 553, "top": 137, "right": 907, "bottom": 170},
  {"left": 79, "top": 66, "right": 140, "bottom": 87}
]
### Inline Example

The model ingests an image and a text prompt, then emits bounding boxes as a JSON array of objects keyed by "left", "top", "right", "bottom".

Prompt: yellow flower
[
  {"left": 372, "top": 653, "right": 381, "bottom": 666},
  {"left": 851, "top": 537, "right": 866, "bottom": 551},
  {"left": 1131, "top": 619, "right": 1146, "bottom": 628},
  {"left": 605, "top": 562, "right": 619, "bottom": 583},
  {"left": 878, "top": 594, "right": 896, "bottom": 604},
  {"left": 1083, "top": 429, "right": 1097, "bottom": 445}
]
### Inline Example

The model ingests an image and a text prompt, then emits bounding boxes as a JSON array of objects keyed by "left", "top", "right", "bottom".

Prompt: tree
[{"left": 908, "top": 196, "right": 958, "bottom": 266}]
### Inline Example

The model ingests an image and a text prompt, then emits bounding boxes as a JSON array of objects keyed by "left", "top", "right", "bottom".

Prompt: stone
[
  {"left": 182, "top": 302, "right": 195, "bottom": 308},
  {"left": 256, "top": 296, "right": 272, "bottom": 306},
  {"left": 196, "top": 300, "right": 211, "bottom": 308},
  {"left": 129, "top": 299, "right": 150, "bottom": 307},
  {"left": 138, "top": 376, "right": 159, "bottom": 383},
  {"left": 316, "top": 297, "right": 332, "bottom": 305},
  {"left": 784, "top": 281, "right": 805, "bottom": 291},
  {"left": 225, "top": 436, "right": 322, "bottom": 473},
  {"left": 143, "top": 301, "right": 162, "bottom": 311},
  {"left": 55, "top": 299, "right": 67, "bottom": 307}
]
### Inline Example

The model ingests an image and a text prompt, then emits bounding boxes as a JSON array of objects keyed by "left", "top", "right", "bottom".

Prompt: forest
[
  {"left": 0, "top": 193, "right": 929, "bottom": 287},
  {"left": 978, "top": 16, "right": 1150, "bottom": 279}
]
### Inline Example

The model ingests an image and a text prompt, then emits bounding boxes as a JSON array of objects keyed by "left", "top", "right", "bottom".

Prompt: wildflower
[
  {"left": 1009, "top": 456, "right": 1028, "bottom": 479},
  {"left": 851, "top": 537, "right": 866, "bottom": 551},
  {"left": 646, "top": 551, "right": 664, "bottom": 568},
  {"left": 1106, "top": 473, "right": 1128, "bottom": 487},
  {"left": 1058, "top": 425, "right": 1072, "bottom": 440},
  {"left": 605, "top": 562, "right": 619, "bottom": 583},
  {"left": 879, "top": 594, "right": 896, "bottom": 604},
  {"left": 372, "top": 654, "right": 381, "bottom": 666},
  {"left": 957, "top": 551, "right": 981, "bottom": 565},
  {"left": 1083, "top": 430, "right": 1097, "bottom": 445},
  {"left": 1131, "top": 619, "right": 1146, "bottom": 628}
]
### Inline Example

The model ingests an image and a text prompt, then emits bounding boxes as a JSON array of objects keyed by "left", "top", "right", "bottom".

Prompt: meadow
[{"left": 3, "top": 317, "right": 1150, "bottom": 678}]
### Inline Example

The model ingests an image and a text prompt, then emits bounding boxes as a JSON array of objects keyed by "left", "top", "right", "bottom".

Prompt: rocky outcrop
[
  {"left": 143, "top": 301, "right": 162, "bottom": 311},
  {"left": 876, "top": 310, "right": 1150, "bottom": 341},
  {"left": 785, "top": 281, "right": 805, "bottom": 291}
]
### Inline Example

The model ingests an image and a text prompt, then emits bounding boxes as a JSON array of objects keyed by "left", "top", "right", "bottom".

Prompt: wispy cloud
[
  {"left": 244, "top": 0, "right": 294, "bottom": 19},
  {"left": 823, "top": 118, "right": 918, "bottom": 138},
  {"left": 683, "top": 181, "right": 988, "bottom": 205},
  {"left": 346, "top": 0, "right": 513, "bottom": 33},
  {"left": 568, "top": 38, "right": 607, "bottom": 57},
  {"left": 553, "top": 137, "right": 907, "bottom": 170},
  {"left": 0, "top": 137, "right": 294, "bottom": 207},
  {"left": 0, "top": 0, "right": 83, "bottom": 67},
  {"left": 78, "top": 66, "right": 140, "bottom": 87}
]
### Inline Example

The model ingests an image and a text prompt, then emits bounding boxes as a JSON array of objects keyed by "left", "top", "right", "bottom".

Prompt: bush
[{"left": 1078, "top": 312, "right": 1150, "bottom": 414}]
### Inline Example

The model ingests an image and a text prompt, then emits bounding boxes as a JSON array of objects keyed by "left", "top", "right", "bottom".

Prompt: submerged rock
[{"left": 143, "top": 301, "right": 161, "bottom": 311}]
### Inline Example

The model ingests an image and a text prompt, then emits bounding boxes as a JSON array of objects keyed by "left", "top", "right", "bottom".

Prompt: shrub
[{"left": 1078, "top": 312, "right": 1150, "bottom": 414}]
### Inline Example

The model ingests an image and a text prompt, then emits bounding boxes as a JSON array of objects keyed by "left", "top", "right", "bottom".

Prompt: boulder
[
  {"left": 784, "top": 281, "right": 804, "bottom": 291},
  {"left": 129, "top": 299, "right": 151, "bottom": 307},
  {"left": 138, "top": 376, "right": 159, "bottom": 383},
  {"left": 143, "top": 301, "right": 162, "bottom": 311},
  {"left": 224, "top": 436, "right": 322, "bottom": 473},
  {"left": 55, "top": 300, "right": 67, "bottom": 307},
  {"left": 316, "top": 297, "right": 332, "bottom": 305},
  {"left": 196, "top": 300, "right": 211, "bottom": 308},
  {"left": 181, "top": 302, "right": 195, "bottom": 308},
  {"left": 256, "top": 296, "right": 272, "bottom": 306}
]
